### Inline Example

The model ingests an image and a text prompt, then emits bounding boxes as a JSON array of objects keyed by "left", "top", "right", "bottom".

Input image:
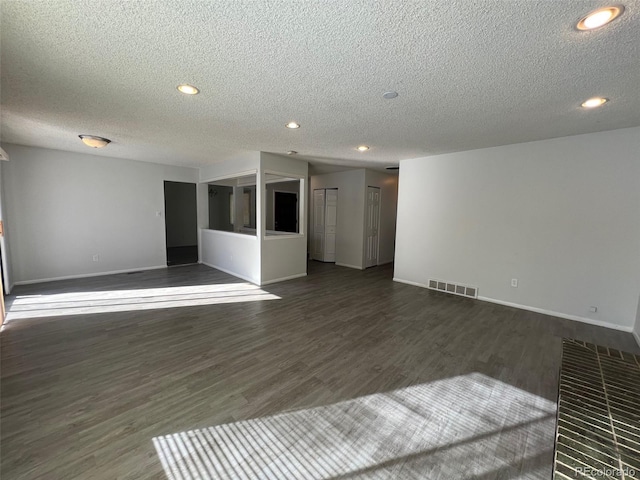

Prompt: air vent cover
[{"left": 427, "top": 278, "right": 478, "bottom": 299}]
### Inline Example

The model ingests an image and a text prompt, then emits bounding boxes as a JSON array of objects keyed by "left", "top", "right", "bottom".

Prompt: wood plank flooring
[{"left": 1, "top": 262, "right": 638, "bottom": 479}]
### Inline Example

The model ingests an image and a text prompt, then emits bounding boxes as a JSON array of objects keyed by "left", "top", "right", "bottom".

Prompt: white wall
[
  {"left": 634, "top": 299, "right": 640, "bottom": 347},
  {"left": 200, "top": 229, "right": 260, "bottom": 284},
  {"left": 0, "top": 159, "right": 13, "bottom": 292},
  {"left": 395, "top": 127, "right": 640, "bottom": 331},
  {"left": 365, "top": 170, "right": 398, "bottom": 266},
  {"left": 260, "top": 152, "right": 308, "bottom": 284},
  {"left": 200, "top": 152, "right": 260, "bottom": 183},
  {"left": 198, "top": 152, "right": 308, "bottom": 285},
  {"left": 262, "top": 236, "right": 307, "bottom": 284},
  {"left": 199, "top": 155, "right": 261, "bottom": 283},
  {"left": 310, "top": 169, "right": 366, "bottom": 269},
  {"left": 2, "top": 144, "right": 199, "bottom": 284}
]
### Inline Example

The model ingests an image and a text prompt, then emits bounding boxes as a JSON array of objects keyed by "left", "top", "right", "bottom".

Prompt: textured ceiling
[{"left": 1, "top": 0, "right": 639, "bottom": 169}]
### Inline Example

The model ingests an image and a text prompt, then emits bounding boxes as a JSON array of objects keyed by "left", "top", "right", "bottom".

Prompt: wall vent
[{"left": 427, "top": 279, "right": 478, "bottom": 299}]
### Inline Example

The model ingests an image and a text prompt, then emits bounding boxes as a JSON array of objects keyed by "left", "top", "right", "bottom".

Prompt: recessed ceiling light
[
  {"left": 357, "top": 145, "right": 370, "bottom": 152},
  {"left": 79, "top": 135, "right": 111, "bottom": 148},
  {"left": 285, "top": 122, "right": 300, "bottom": 129},
  {"left": 287, "top": 151, "right": 298, "bottom": 155},
  {"left": 383, "top": 91, "right": 399, "bottom": 99},
  {"left": 576, "top": 6, "right": 624, "bottom": 30},
  {"left": 177, "top": 84, "right": 200, "bottom": 95},
  {"left": 581, "top": 97, "right": 608, "bottom": 108}
]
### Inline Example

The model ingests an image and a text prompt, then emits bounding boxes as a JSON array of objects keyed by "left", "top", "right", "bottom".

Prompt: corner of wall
[
  {"left": 634, "top": 294, "right": 640, "bottom": 348},
  {"left": 0, "top": 157, "right": 13, "bottom": 292}
]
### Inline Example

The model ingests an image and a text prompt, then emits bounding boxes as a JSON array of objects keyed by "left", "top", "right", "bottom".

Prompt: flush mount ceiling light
[
  {"left": 79, "top": 135, "right": 111, "bottom": 148},
  {"left": 285, "top": 122, "right": 300, "bottom": 129},
  {"left": 581, "top": 97, "right": 609, "bottom": 108},
  {"left": 576, "top": 6, "right": 624, "bottom": 30},
  {"left": 357, "top": 145, "right": 370, "bottom": 152},
  {"left": 287, "top": 150, "right": 298, "bottom": 155},
  {"left": 383, "top": 91, "right": 399, "bottom": 99},
  {"left": 177, "top": 84, "right": 200, "bottom": 95}
]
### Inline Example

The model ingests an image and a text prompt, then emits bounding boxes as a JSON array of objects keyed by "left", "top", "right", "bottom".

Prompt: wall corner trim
[
  {"left": 261, "top": 273, "right": 307, "bottom": 286},
  {"left": 200, "top": 261, "right": 259, "bottom": 285},
  {"left": 13, "top": 265, "right": 167, "bottom": 286},
  {"left": 392, "top": 277, "right": 429, "bottom": 289},
  {"left": 476, "top": 296, "right": 633, "bottom": 332},
  {"left": 336, "top": 263, "right": 365, "bottom": 270},
  {"left": 392, "top": 277, "right": 633, "bottom": 333}
]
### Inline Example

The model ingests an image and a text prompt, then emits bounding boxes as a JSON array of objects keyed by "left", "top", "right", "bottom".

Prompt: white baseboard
[
  {"left": 261, "top": 273, "right": 307, "bottom": 286},
  {"left": 200, "top": 261, "right": 259, "bottom": 285},
  {"left": 393, "top": 277, "right": 430, "bottom": 289},
  {"left": 336, "top": 262, "right": 364, "bottom": 270},
  {"left": 13, "top": 265, "right": 167, "bottom": 286},
  {"left": 633, "top": 330, "right": 640, "bottom": 348},
  {"left": 477, "top": 296, "right": 633, "bottom": 333},
  {"left": 392, "top": 277, "right": 633, "bottom": 333}
]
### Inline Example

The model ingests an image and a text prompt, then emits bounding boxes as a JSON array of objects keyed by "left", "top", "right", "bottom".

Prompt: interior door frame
[
  {"left": 163, "top": 180, "right": 199, "bottom": 266},
  {"left": 366, "top": 186, "right": 381, "bottom": 268},
  {"left": 312, "top": 188, "right": 325, "bottom": 261}
]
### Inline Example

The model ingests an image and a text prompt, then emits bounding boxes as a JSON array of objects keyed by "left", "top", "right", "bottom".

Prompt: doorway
[
  {"left": 365, "top": 186, "right": 380, "bottom": 268},
  {"left": 164, "top": 181, "right": 198, "bottom": 266},
  {"left": 274, "top": 191, "right": 298, "bottom": 233},
  {"left": 312, "top": 188, "right": 338, "bottom": 262}
]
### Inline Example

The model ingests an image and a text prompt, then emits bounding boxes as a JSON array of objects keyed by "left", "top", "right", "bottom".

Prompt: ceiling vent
[
  {"left": 0, "top": 147, "right": 9, "bottom": 161},
  {"left": 428, "top": 279, "right": 478, "bottom": 299}
]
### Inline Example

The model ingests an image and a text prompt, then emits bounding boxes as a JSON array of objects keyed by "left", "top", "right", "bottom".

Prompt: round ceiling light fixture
[
  {"left": 285, "top": 122, "right": 300, "bottom": 129},
  {"left": 79, "top": 135, "right": 111, "bottom": 148},
  {"left": 177, "top": 84, "right": 200, "bottom": 95},
  {"left": 383, "top": 91, "right": 399, "bottom": 99},
  {"left": 287, "top": 150, "right": 298, "bottom": 155},
  {"left": 357, "top": 145, "right": 370, "bottom": 152},
  {"left": 576, "top": 6, "right": 624, "bottom": 30},
  {"left": 581, "top": 97, "right": 608, "bottom": 108}
]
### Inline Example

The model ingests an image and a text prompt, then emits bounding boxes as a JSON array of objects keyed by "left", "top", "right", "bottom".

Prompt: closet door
[
  {"left": 312, "top": 189, "right": 325, "bottom": 261},
  {"left": 324, "top": 189, "right": 338, "bottom": 262},
  {"left": 365, "top": 186, "right": 380, "bottom": 267}
]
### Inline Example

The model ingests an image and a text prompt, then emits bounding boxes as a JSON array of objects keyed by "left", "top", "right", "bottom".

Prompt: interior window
[
  {"left": 265, "top": 174, "right": 301, "bottom": 235},
  {"left": 208, "top": 174, "right": 257, "bottom": 236}
]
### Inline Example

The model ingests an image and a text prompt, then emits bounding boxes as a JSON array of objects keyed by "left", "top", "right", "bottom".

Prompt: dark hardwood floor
[
  {"left": 1, "top": 262, "right": 638, "bottom": 479},
  {"left": 166, "top": 245, "right": 199, "bottom": 266}
]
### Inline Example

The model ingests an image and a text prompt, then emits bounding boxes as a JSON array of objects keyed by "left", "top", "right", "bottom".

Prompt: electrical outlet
[
  {"left": 92, "top": 254, "right": 100, "bottom": 262},
  {"left": 589, "top": 306, "right": 598, "bottom": 313},
  {"left": 511, "top": 278, "right": 518, "bottom": 288}
]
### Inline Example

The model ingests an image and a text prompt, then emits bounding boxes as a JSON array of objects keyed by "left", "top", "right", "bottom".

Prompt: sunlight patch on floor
[
  {"left": 153, "top": 373, "right": 556, "bottom": 479},
  {"left": 5, "top": 283, "right": 280, "bottom": 321}
]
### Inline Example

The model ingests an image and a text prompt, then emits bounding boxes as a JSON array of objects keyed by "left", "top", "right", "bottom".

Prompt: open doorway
[{"left": 164, "top": 181, "right": 198, "bottom": 266}]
